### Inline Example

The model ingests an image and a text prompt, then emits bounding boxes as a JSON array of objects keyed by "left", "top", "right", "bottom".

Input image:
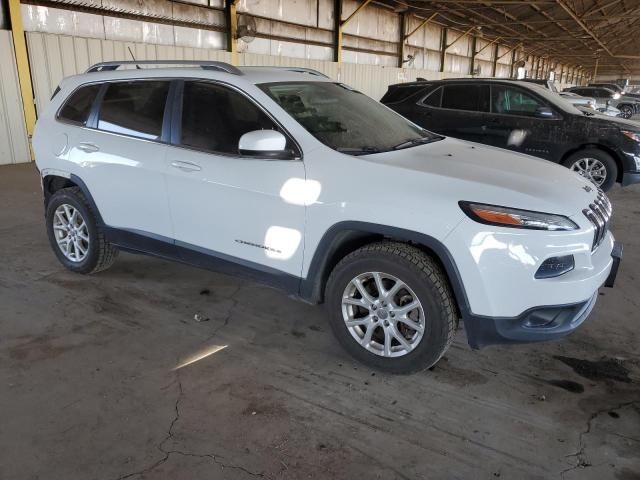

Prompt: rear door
[
  {"left": 67, "top": 80, "right": 173, "bottom": 238},
  {"left": 415, "top": 84, "right": 491, "bottom": 142}
]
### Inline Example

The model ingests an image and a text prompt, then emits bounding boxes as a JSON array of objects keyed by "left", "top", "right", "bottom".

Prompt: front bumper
[
  {"left": 465, "top": 293, "right": 597, "bottom": 349},
  {"left": 464, "top": 241, "right": 622, "bottom": 348}
]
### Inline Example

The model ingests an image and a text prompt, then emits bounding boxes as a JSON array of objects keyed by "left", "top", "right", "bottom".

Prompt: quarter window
[
  {"left": 58, "top": 84, "right": 101, "bottom": 125},
  {"left": 97, "top": 81, "right": 170, "bottom": 140},
  {"left": 441, "top": 85, "right": 490, "bottom": 112},
  {"left": 180, "top": 81, "right": 277, "bottom": 154},
  {"left": 421, "top": 87, "right": 442, "bottom": 107},
  {"left": 491, "top": 85, "right": 545, "bottom": 116}
]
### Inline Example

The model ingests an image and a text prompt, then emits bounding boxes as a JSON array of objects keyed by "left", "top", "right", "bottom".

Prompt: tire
[
  {"left": 618, "top": 104, "right": 633, "bottom": 119},
  {"left": 563, "top": 148, "right": 617, "bottom": 192},
  {"left": 46, "top": 186, "right": 118, "bottom": 274},
  {"left": 325, "top": 241, "right": 458, "bottom": 374}
]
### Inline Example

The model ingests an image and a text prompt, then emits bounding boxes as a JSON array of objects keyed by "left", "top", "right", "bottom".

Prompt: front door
[
  {"left": 481, "top": 84, "right": 563, "bottom": 161},
  {"left": 164, "top": 80, "right": 306, "bottom": 280}
]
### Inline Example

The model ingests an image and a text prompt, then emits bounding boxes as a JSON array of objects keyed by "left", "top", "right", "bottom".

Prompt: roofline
[{"left": 86, "top": 60, "right": 243, "bottom": 75}]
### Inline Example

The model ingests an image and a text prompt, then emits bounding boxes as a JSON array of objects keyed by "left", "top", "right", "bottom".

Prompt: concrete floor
[{"left": 0, "top": 163, "right": 638, "bottom": 480}]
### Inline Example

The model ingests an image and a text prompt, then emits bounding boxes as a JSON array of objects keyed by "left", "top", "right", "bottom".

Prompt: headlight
[
  {"left": 613, "top": 93, "right": 621, "bottom": 99},
  {"left": 621, "top": 130, "right": 640, "bottom": 142},
  {"left": 459, "top": 202, "right": 579, "bottom": 231}
]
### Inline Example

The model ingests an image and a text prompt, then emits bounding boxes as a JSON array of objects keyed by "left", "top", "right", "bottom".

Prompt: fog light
[{"left": 535, "top": 255, "right": 574, "bottom": 279}]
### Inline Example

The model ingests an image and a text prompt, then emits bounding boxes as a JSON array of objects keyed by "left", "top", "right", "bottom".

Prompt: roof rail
[
  {"left": 85, "top": 60, "right": 243, "bottom": 75},
  {"left": 282, "top": 68, "right": 330, "bottom": 79},
  {"left": 243, "top": 66, "right": 330, "bottom": 79}
]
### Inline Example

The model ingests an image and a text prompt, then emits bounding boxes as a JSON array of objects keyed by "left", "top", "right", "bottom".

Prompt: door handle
[
  {"left": 171, "top": 161, "right": 202, "bottom": 172},
  {"left": 77, "top": 142, "right": 100, "bottom": 153}
]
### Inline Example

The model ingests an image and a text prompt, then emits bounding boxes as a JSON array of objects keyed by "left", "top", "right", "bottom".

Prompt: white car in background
[
  {"left": 32, "top": 61, "right": 622, "bottom": 373},
  {"left": 559, "top": 91, "right": 597, "bottom": 110}
]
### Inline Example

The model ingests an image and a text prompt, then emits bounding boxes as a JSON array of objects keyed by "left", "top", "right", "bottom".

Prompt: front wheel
[
  {"left": 325, "top": 242, "right": 458, "bottom": 374},
  {"left": 564, "top": 149, "right": 617, "bottom": 191}
]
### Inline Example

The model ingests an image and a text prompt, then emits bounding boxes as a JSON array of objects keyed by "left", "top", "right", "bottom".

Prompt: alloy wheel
[
  {"left": 341, "top": 271, "right": 426, "bottom": 358},
  {"left": 52, "top": 204, "right": 90, "bottom": 262},
  {"left": 570, "top": 157, "right": 607, "bottom": 187}
]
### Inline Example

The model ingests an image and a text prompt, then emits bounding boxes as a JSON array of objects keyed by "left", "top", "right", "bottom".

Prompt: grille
[{"left": 582, "top": 189, "right": 612, "bottom": 251}]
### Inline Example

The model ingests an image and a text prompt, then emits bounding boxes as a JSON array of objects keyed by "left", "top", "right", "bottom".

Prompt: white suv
[{"left": 33, "top": 61, "right": 622, "bottom": 373}]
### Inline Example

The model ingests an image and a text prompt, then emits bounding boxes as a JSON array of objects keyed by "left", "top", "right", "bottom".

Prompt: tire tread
[
  {"left": 326, "top": 241, "right": 458, "bottom": 373},
  {"left": 51, "top": 186, "right": 118, "bottom": 273}
]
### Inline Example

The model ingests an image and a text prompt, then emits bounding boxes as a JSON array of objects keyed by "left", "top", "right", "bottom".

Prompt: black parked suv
[{"left": 381, "top": 79, "right": 640, "bottom": 190}]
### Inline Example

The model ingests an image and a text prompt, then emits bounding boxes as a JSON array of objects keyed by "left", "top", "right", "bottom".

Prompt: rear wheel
[
  {"left": 618, "top": 104, "right": 633, "bottom": 119},
  {"left": 325, "top": 242, "right": 458, "bottom": 374},
  {"left": 46, "top": 187, "right": 118, "bottom": 274},
  {"left": 564, "top": 148, "right": 617, "bottom": 191}
]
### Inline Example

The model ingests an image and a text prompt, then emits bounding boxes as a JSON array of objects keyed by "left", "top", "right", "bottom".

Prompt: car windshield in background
[{"left": 259, "top": 81, "right": 441, "bottom": 155}]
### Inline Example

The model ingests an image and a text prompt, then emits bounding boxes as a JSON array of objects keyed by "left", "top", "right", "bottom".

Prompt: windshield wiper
[
  {"left": 392, "top": 136, "right": 443, "bottom": 150},
  {"left": 336, "top": 146, "right": 381, "bottom": 155}
]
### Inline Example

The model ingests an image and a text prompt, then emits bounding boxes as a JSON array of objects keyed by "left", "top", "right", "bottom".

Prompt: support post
[
  {"left": 559, "top": 64, "right": 564, "bottom": 84},
  {"left": 398, "top": 12, "right": 406, "bottom": 68},
  {"left": 491, "top": 42, "right": 498, "bottom": 77},
  {"left": 593, "top": 57, "right": 599, "bottom": 81},
  {"left": 469, "top": 35, "right": 476, "bottom": 76},
  {"left": 333, "top": 0, "right": 341, "bottom": 62},
  {"left": 439, "top": 27, "right": 447, "bottom": 73},
  {"left": 8, "top": 0, "right": 36, "bottom": 158},
  {"left": 225, "top": 0, "right": 238, "bottom": 65},
  {"left": 509, "top": 49, "right": 516, "bottom": 78},
  {"left": 335, "top": 0, "right": 371, "bottom": 63}
]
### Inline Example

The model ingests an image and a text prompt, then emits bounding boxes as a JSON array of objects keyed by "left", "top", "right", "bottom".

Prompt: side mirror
[
  {"left": 535, "top": 106, "right": 555, "bottom": 118},
  {"left": 239, "top": 130, "right": 290, "bottom": 159}
]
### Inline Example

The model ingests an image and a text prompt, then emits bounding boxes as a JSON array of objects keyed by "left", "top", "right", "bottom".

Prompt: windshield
[{"left": 259, "top": 81, "right": 441, "bottom": 154}]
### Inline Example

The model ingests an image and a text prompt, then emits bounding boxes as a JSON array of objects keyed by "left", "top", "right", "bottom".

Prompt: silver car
[
  {"left": 565, "top": 86, "right": 639, "bottom": 119},
  {"left": 559, "top": 92, "right": 596, "bottom": 110}
]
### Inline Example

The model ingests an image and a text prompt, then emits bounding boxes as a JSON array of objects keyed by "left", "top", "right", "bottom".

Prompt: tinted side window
[
  {"left": 421, "top": 87, "right": 442, "bottom": 107},
  {"left": 491, "top": 85, "right": 544, "bottom": 116},
  {"left": 97, "top": 81, "right": 170, "bottom": 140},
  {"left": 58, "top": 84, "right": 101, "bottom": 125},
  {"left": 441, "top": 85, "right": 490, "bottom": 112},
  {"left": 180, "top": 81, "right": 276, "bottom": 154},
  {"left": 381, "top": 85, "right": 427, "bottom": 104},
  {"left": 597, "top": 89, "right": 612, "bottom": 97}
]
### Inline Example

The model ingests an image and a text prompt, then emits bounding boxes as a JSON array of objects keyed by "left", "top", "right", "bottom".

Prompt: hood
[
  {"left": 583, "top": 112, "right": 640, "bottom": 131},
  {"left": 365, "top": 137, "right": 597, "bottom": 217}
]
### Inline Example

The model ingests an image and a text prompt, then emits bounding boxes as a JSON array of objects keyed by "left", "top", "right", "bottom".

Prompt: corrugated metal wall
[
  {"left": 26, "top": 32, "right": 232, "bottom": 115},
  {"left": 26, "top": 31, "right": 471, "bottom": 111},
  {"left": 0, "top": 30, "right": 30, "bottom": 165}
]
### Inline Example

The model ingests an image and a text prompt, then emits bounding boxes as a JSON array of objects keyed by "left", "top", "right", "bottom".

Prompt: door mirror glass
[{"left": 239, "top": 130, "right": 289, "bottom": 158}]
